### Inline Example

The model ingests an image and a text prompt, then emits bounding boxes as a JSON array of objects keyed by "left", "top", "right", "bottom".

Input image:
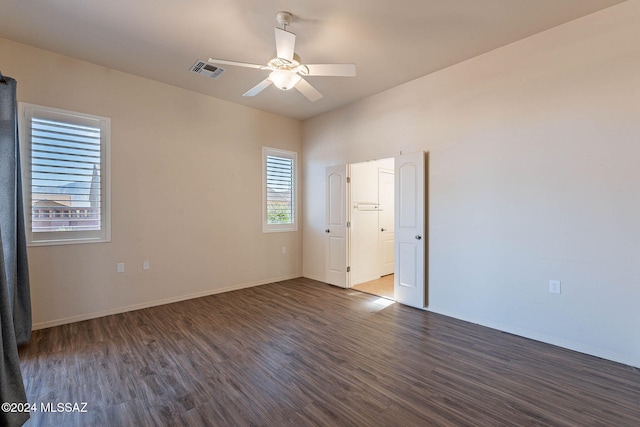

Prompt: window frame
[
  {"left": 19, "top": 103, "right": 111, "bottom": 246},
  {"left": 262, "top": 147, "right": 298, "bottom": 233}
]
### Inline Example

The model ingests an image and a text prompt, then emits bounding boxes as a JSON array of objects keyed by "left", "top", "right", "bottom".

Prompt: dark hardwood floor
[{"left": 18, "top": 277, "right": 640, "bottom": 426}]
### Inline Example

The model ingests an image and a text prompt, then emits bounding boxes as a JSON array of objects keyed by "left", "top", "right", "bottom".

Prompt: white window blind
[
  {"left": 31, "top": 118, "right": 102, "bottom": 232},
  {"left": 262, "top": 147, "right": 297, "bottom": 232},
  {"left": 20, "top": 103, "right": 111, "bottom": 245},
  {"left": 266, "top": 155, "right": 294, "bottom": 224}
]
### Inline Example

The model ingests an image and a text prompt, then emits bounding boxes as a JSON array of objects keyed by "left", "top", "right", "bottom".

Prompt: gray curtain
[{"left": 0, "top": 75, "right": 31, "bottom": 427}]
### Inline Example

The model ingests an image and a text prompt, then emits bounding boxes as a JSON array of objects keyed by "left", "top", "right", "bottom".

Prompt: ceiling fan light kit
[
  {"left": 269, "top": 69, "right": 301, "bottom": 90},
  {"left": 206, "top": 11, "right": 356, "bottom": 101}
]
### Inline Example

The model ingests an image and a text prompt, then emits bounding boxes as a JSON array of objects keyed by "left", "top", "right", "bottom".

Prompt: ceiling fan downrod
[{"left": 276, "top": 11, "right": 293, "bottom": 31}]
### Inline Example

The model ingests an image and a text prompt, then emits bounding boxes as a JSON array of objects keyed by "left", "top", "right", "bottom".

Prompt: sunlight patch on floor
[{"left": 371, "top": 297, "right": 394, "bottom": 308}]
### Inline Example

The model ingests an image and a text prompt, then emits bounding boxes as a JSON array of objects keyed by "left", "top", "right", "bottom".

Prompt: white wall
[
  {"left": 1, "top": 38, "right": 303, "bottom": 329},
  {"left": 302, "top": 2, "right": 640, "bottom": 367}
]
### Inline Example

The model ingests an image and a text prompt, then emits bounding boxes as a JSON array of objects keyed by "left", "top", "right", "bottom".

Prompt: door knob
[
  {"left": 325, "top": 229, "right": 330, "bottom": 233},
  {"left": 381, "top": 228, "right": 386, "bottom": 232},
  {"left": 415, "top": 235, "right": 422, "bottom": 240}
]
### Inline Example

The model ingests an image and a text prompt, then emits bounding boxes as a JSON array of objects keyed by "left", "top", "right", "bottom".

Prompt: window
[
  {"left": 20, "top": 103, "right": 110, "bottom": 245},
  {"left": 262, "top": 147, "right": 297, "bottom": 232}
]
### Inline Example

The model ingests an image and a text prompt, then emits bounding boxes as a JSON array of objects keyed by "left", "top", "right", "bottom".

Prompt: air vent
[{"left": 189, "top": 60, "right": 224, "bottom": 79}]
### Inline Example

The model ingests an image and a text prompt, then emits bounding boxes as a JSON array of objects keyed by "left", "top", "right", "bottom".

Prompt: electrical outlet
[
  {"left": 117, "top": 263, "right": 125, "bottom": 273},
  {"left": 143, "top": 260, "right": 150, "bottom": 270},
  {"left": 549, "top": 280, "right": 561, "bottom": 294}
]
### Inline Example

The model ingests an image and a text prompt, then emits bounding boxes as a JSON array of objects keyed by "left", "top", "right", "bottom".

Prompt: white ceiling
[{"left": 0, "top": 0, "right": 625, "bottom": 121}]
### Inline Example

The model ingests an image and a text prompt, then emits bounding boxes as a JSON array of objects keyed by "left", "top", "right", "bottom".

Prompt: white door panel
[
  {"left": 399, "top": 165, "right": 417, "bottom": 228},
  {"left": 398, "top": 242, "right": 417, "bottom": 289},
  {"left": 328, "top": 236, "right": 345, "bottom": 272},
  {"left": 328, "top": 172, "right": 344, "bottom": 226},
  {"left": 382, "top": 239, "right": 395, "bottom": 269},
  {"left": 325, "top": 165, "right": 349, "bottom": 287},
  {"left": 351, "top": 210, "right": 380, "bottom": 285},
  {"left": 378, "top": 168, "right": 395, "bottom": 276},
  {"left": 394, "top": 152, "right": 425, "bottom": 308}
]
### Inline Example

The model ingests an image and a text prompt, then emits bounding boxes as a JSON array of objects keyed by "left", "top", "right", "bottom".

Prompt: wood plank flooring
[{"left": 18, "top": 277, "right": 640, "bottom": 426}]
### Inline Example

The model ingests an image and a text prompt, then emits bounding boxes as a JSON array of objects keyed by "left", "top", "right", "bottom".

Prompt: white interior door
[
  {"left": 394, "top": 152, "right": 426, "bottom": 308},
  {"left": 351, "top": 208, "right": 379, "bottom": 286},
  {"left": 325, "top": 165, "right": 349, "bottom": 287},
  {"left": 378, "top": 168, "right": 395, "bottom": 276}
]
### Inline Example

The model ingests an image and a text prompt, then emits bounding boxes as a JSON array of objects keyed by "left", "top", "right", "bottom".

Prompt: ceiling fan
[{"left": 208, "top": 11, "right": 356, "bottom": 102}]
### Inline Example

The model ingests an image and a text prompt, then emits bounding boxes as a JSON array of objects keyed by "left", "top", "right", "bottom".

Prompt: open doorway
[
  {"left": 349, "top": 157, "right": 395, "bottom": 300},
  {"left": 325, "top": 152, "right": 426, "bottom": 309}
]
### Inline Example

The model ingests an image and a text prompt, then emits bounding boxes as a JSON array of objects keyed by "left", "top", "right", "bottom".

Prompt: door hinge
[
  {"left": 347, "top": 221, "right": 351, "bottom": 228},
  {"left": 347, "top": 266, "right": 351, "bottom": 273},
  {"left": 346, "top": 177, "right": 351, "bottom": 183}
]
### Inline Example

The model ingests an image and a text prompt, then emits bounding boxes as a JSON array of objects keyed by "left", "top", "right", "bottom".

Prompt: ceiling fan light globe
[{"left": 269, "top": 69, "right": 301, "bottom": 90}]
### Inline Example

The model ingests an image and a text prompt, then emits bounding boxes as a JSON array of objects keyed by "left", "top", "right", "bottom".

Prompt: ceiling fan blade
[
  {"left": 275, "top": 28, "right": 296, "bottom": 62},
  {"left": 295, "top": 77, "right": 323, "bottom": 102},
  {"left": 208, "top": 58, "right": 265, "bottom": 69},
  {"left": 243, "top": 78, "right": 273, "bottom": 97},
  {"left": 301, "top": 64, "right": 356, "bottom": 77}
]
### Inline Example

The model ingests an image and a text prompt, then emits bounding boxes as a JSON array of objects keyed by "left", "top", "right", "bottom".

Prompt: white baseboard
[
  {"left": 32, "top": 274, "right": 300, "bottom": 331},
  {"left": 427, "top": 306, "right": 640, "bottom": 369}
]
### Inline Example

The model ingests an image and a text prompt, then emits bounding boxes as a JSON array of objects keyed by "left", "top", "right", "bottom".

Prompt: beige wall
[
  {"left": 303, "top": 2, "right": 640, "bottom": 367},
  {"left": 1, "top": 38, "right": 303, "bottom": 328}
]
